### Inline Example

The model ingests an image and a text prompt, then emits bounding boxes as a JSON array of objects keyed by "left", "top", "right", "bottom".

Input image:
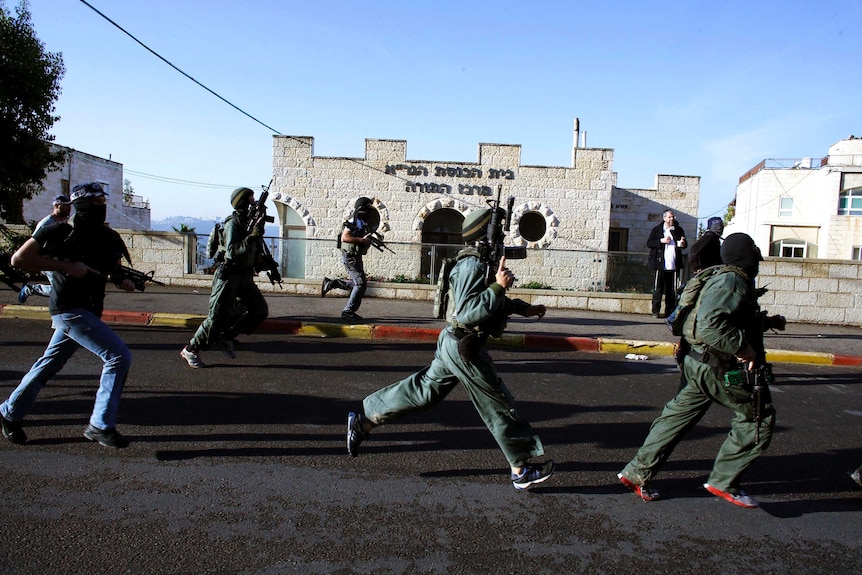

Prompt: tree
[
  {"left": 0, "top": 0, "right": 66, "bottom": 223},
  {"left": 123, "top": 178, "right": 134, "bottom": 204}
]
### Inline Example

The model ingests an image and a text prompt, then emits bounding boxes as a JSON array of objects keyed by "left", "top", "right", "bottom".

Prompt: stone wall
[
  {"left": 270, "top": 135, "right": 700, "bottom": 291},
  {"left": 133, "top": 229, "right": 862, "bottom": 327},
  {"left": 9, "top": 226, "right": 861, "bottom": 327}
]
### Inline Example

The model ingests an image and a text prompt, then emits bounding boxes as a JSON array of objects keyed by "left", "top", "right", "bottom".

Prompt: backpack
[
  {"left": 433, "top": 248, "right": 483, "bottom": 320},
  {"left": 666, "top": 265, "right": 747, "bottom": 338},
  {"left": 206, "top": 222, "right": 224, "bottom": 259},
  {"left": 433, "top": 256, "right": 458, "bottom": 320}
]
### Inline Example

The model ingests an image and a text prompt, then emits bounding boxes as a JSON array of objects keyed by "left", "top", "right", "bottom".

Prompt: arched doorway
[{"left": 421, "top": 208, "right": 464, "bottom": 282}]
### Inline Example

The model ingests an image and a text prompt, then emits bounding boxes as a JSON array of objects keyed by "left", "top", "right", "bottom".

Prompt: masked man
[
  {"left": 619, "top": 233, "right": 782, "bottom": 508},
  {"left": 181, "top": 187, "right": 269, "bottom": 368},
  {"left": 345, "top": 208, "right": 555, "bottom": 490},
  {"left": 320, "top": 197, "right": 375, "bottom": 320},
  {"left": 1, "top": 183, "right": 135, "bottom": 448}
]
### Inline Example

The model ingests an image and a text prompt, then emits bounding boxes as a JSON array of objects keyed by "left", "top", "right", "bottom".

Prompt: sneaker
[
  {"left": 83, "top": 424, "right": 130, "bottom": 448},
  {"left": 214, "top": 337, "right": 237, "bottom": 359},
  {"left": 341, "top": 310, "right": 363, "bottom": 320},
  {"left": 180, "top": 346, "right": 206, "bottom": 368},
  {"left": 17, "top": 284, "right": 32, "bottom": 304},
  {"left": 618, "top": 473, "right": 660, "bottom": 501},
  {"left": 320, "top": 277, "right": 331, "bottom": 297},
  {"left": 0, "top": 413, "right": 26, "bottom": 445},
  {"left": 512, "top": 460, "right": 556, "bottom": 490},
  {"left": 849, "top": 469, "right": 862, "bottom": 489},
  {"left": 347, "top": 411, "right": 369, "bottom": 457},
  {"left": 703, "top": 483, "right": 758, "bottom": 508}
]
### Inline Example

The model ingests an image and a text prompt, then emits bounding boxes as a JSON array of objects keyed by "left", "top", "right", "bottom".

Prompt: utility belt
[
  {"left": 685, "top": 345, "right": 738, "bottom": 376},
  {"left": 219, "top": 261, "right": 254, "bottom": 277},
  {"left": 446, "top": 325, "right": 487, "bottom": 362}
]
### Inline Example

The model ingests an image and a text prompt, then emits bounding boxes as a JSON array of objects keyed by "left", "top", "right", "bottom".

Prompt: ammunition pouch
[{"left": 447, "top": 326, "right": 487, "bottom": 362}]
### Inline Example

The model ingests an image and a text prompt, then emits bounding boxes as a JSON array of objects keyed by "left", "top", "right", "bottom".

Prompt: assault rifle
[
  {"left": 247, "top": 180, "right": 283, "bottom": 287},
  {"left": 482, "top": 185, "right": 526, "bottom": 285},
  {"left": 745, "top": 363, "right": 773, "bottom": 444},
  {"left": 113, "top": 266, "right": 166, "bottom": 292},
  {"left": 344, "top": 221, "right": 396, "bottom": 254}
]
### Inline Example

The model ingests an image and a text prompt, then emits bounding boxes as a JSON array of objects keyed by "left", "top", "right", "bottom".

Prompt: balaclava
[
  {"left": 720, "top": 233, "right": 763, "bottom": 278},
  {"left": 70, "top": 182, "right": 108, "bottom": 229}
]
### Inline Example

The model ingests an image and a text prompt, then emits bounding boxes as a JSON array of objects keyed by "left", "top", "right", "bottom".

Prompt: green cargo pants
[
  {"left": 363, "top": 329, "right": 545, "bottom": 468},
  {"left": 620, "top": 355, "right": 775, "bottom": 493},
  {"left": 189, "top": 266, "right": 268, "bottom": 351}
]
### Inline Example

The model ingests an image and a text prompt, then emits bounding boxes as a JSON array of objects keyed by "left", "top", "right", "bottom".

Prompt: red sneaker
[
  {"left": 618, "top": 473, "right": 660, "bottom": 501},
  {"left": 703, "top": 483, "right": 758, "bottom": 508}
]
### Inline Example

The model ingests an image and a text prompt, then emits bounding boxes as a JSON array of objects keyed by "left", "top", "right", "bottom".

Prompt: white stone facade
[
  {"left": 271, "top": 134, "right": 700, "bottom": 292},
  {"left": 728, "top": 136, "right": 862, "bottom": 260},
  {"left": 14, "top": 145, "right": 150, "bottom": 231}
]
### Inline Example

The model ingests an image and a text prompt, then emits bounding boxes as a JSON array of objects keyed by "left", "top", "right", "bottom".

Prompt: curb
[{"left": 0, "top": 303, "right": 857, "bottom": 366}]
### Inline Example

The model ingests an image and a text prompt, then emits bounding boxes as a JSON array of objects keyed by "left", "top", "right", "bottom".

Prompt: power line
[{"left": 78, "top": 0, "right": 283, "bottom": 136}]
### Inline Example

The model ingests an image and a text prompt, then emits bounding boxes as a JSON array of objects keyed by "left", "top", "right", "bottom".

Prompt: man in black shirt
[{"left": 0, "top": 183, "right": 135, "bottom": 448}]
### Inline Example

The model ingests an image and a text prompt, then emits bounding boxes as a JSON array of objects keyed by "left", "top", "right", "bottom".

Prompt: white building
[
  {"left": 13, "top": 145, "right": 151, "bottom": 231},
  {"left": 270, "top": 124, "right": 700, "bottom": 291},
  {"left": 728, "top": 136, "right": 862, "bottom": 260}
]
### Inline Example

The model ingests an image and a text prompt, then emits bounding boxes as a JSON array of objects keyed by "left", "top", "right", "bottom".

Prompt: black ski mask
[
  {"left": 720, "top": 233, "right": 763, "bottom": 278},
  {"left": 73, "top": 198, "right": 107, "bottom": 229}
]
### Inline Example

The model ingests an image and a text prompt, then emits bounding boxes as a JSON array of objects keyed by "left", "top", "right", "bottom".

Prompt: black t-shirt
[{"left": 32, "top": 223, "right": 128, "bottom": 316}]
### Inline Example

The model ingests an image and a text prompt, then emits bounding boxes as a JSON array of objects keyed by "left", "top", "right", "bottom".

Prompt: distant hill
[{"left": 152, "top": 216, "right": 278, "bottom": 237}]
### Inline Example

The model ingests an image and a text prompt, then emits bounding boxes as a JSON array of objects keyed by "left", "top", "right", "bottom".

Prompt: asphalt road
[{"left": 1, "top": 318, "right": 861, "bottom": 574}]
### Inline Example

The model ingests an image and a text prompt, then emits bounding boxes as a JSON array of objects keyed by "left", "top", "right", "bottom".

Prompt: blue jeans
[
  {"left": 334, "top": 252, "right": 367, "bottom": 313},
  {"left": 0, "top": 309, "right": 132, "bottom": 430}
]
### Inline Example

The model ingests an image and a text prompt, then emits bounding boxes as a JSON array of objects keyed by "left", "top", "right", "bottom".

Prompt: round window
[{"left": 518, "top": 211, "right": 547, "bottom": 243}]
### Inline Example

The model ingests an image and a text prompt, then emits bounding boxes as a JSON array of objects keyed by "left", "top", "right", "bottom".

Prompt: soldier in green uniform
[
  {"left": 619, "top": 233, "right": 782, "bottom": 508},
  {"left": 345, "top": 208, "right": 555, "bottom": 490},
  {"left": 180, "top": 187, "right": 269, "bottom": 368}
]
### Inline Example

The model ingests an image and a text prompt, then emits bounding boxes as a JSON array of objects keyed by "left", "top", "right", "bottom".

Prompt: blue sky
[{"left": 27, "top": 0, "right": 862, "bottom": 224}]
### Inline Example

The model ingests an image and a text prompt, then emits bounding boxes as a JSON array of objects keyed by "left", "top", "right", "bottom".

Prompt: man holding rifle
[
  {"left": 618, "top": 233, "right": 782, "bottom": 508},
  {"left": 181, "top": 187, "right": 269, "bottom": 368},
  {"left": 321, "top": 196, "right": 375, "bottom": 320},
  {"left": 0, "top": 182, "right": 136, "bottom": 448},
  {"left": 345, "top": 206, "right": 555, "bottom": 490}
]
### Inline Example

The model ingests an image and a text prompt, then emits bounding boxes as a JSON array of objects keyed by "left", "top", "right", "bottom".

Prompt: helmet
[
  {"left": 231, "top": 187, "right": 254, "bottom": 209},
  {"left": 462, "top": 208, "right": 493, "bottom": 244}
]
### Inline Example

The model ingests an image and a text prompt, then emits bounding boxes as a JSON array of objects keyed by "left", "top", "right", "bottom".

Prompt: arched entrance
[{"left": 421, "top": 208, "right": 464, "bottom": 282}]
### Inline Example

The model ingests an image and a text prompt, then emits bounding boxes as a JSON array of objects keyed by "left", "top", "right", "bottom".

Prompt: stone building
[
  {"left": 270, "top": 127, "right": 700, "bottom": 291},
  {"left": 728, "top": 135, "right": 862, "bottom": 260},
  {"left": 12, "top": 145, "right": 150, "bottom": 231}
]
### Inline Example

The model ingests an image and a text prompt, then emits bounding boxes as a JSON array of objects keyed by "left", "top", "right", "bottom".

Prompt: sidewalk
[{"left": 2, "top": 285, "right": 861, "bottom": 366}]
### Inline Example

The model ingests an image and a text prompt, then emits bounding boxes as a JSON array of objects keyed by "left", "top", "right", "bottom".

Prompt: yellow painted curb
[
  {"left": 765, "top": 349, "right": 833, "bottom": 365},
  {"left": 150, "top": 313, "right": 206, "bottom": 329},
  {"left": 490, "top": 333, "right": 525, "bottom": 348},
  {"left": 600, "top": 339, "right": 676, "bottom": 356},
  {"left": 298, "top": 323, "right": 374, "bottom": 339},
  {"left": 0, "top": 305, "right": 51, "bottom": 321}
]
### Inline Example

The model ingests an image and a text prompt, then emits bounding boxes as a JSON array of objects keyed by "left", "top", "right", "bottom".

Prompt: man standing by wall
[
  {"left": 17, "top": 194, "right": 72, "bottom": 303},
  {"left": 180, "top": 187, "right": 269, "bottom": 368},
  {"left": 321, "top": 197, "right": 373, "bottom": 320},
  {"left": 647, "top": 209, "right": 686, "bottom": 318}
]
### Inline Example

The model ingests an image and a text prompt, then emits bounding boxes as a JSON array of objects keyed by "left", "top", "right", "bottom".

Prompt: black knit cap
[{"left": 720, "top": 233, "right": 762, "bottom": 276}]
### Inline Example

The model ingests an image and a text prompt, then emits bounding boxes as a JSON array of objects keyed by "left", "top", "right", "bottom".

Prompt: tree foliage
[{"left": 0, "top": 0, "right": 66, "bottom": 223}]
